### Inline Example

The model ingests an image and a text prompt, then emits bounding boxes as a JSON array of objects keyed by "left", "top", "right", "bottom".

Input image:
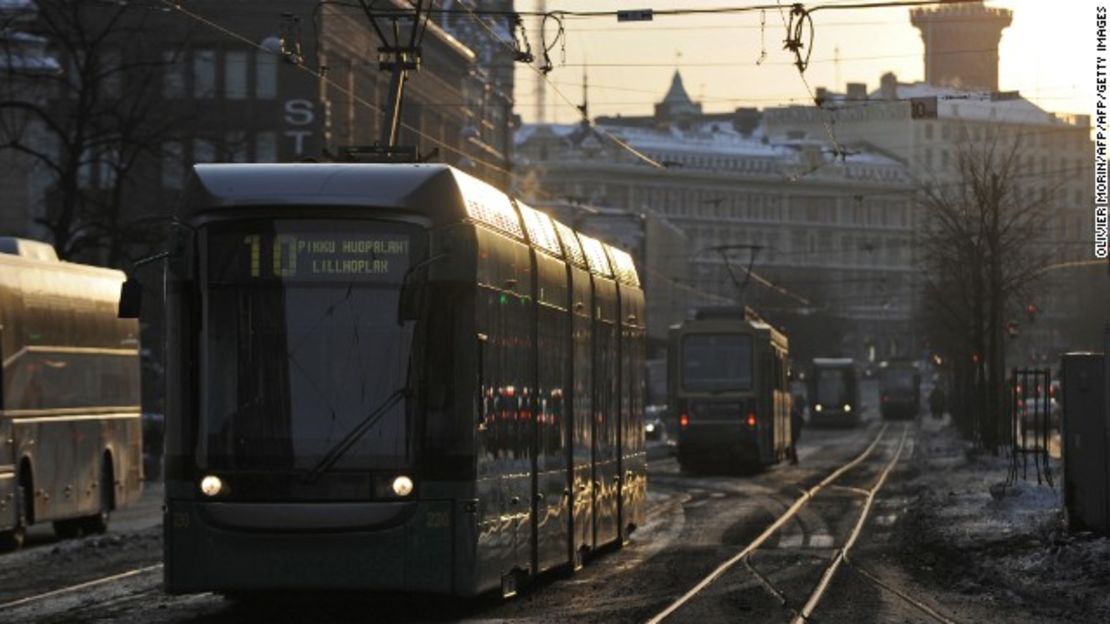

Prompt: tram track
[
  {"left": 644, "top": 422, "right": 891, "bottom": 624},
  {"left": 0, "top": 563, "right": 163, "bottom": 614},
  {"left": 645, "top": 421, "right": 963, "bottom": 624}
]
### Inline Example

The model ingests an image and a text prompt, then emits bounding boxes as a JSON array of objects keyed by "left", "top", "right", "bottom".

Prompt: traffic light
[{"left": 1025, "top": 303, "right": 1038, "bottom": 322}]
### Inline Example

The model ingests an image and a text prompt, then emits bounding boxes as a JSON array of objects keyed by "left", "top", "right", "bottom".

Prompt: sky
[{"left": 512, "top": 0, "right": 1092, "bottom": 125}]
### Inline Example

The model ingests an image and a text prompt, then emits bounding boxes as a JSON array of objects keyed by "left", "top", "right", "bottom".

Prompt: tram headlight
[
  {"left": 814, "top": 404, "right": 823, "bottom": 413},
  {"left": 392, "top": 475, "right": 414, "bottom": 497},
  {"left": 843, "top": 404, "right": 852, "bottom": 413},
  {"left": 200, "top": 475, "right": 223, "bottom": 497}
]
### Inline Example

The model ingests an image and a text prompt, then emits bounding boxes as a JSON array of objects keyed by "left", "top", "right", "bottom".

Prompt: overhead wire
[{"left": 453, "top": 0, "right": 667, "bottom": 170}]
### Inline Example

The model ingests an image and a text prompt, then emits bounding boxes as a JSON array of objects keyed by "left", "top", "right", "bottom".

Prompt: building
[
  {"left": 910, "top": 1, "right": 1012, "bottom": 92},
  {"left": 153, "top": 0, "right": 514, "bottom": 188},
  {"left": 515, "top": 72, "right": 916, "bottom": 361},
  {"left": 0, "top": 0, "right": 58, "bottom": 240},
  {"left": 765, "top": 6, "right": 1094, "bottom": 363},
  {"left": 0, "top": 0, "right": 517, "bottom": 257}
]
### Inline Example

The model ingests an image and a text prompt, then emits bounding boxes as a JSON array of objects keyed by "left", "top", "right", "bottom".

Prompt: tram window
[{"left": 681, "top": 334, "right": 753, "bottom": 392}]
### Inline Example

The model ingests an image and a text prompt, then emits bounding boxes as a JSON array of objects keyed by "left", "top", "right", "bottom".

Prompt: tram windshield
[
  {"left": 200, "top": 219, "right": 421, "bottom": 472},
  {"left": 681, "top": 334, "right": 753, "bottom": 392},
  {"left": 880, "top": 367, "right": 917, "bottom": 393},
  {"left": 815, "top": 368, "right": 851, "bottom": 406}
]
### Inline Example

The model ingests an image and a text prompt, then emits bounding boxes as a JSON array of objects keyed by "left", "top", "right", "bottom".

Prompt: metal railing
[{"left": 1008, "top": 368, "right": 1054, "bottom": 487}]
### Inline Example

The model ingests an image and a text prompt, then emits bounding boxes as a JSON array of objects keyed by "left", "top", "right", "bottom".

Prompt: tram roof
[
  {"left": 185, "top": 163, "right": 474, "bottom": 220},
  {"left": 184, "top": 163, "right": 641, "bottom": 287}
]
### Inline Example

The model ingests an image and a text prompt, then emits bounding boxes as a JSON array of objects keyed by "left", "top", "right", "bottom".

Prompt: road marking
[
  {"left": 644, "top": 423, "right": 890, "bottom": 624},
  {"left": 0, "top": 563, "right": 163, "bottom": 611},
  {"left": 806, "top": 534, "right": 834, "bottom": 548},
  {"left": 777, "top": 534, "right": 804, "bottom": 548}
]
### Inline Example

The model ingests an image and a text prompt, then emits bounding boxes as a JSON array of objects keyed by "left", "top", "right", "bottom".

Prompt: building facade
[
  {"left": 765, "top": 72, "right": 1094, "bottom": 361},
  {"left": 0, "top": 0, "right": 517, "bottom": 254},
  {"left": 515, "top": 72, "right": 915, "bottom": 362}
]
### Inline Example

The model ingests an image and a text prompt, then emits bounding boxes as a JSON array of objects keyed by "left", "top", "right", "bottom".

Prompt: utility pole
[{"left": 535, "top": 0, "right": 547, "bottom": 124}]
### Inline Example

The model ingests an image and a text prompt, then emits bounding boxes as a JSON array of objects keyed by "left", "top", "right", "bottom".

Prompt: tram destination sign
[{"left": 213, "top": 230, "right": 412, "bottom": 283}]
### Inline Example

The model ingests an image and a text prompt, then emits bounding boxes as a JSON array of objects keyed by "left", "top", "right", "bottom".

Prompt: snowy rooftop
[
  {"left": 516, "top": 120, "right": 907, "bottom": 171},
  {"left": 881, "top": 82, "right": 1069, "bottom": 125}
]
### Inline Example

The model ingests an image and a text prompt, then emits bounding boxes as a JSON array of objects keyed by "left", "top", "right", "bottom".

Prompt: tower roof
[
  {"left": 655, "top": 70, "right": 702, "bottom": 125},
  {"left": 662, "top": 70, "right": 694, "bottom": 106}
]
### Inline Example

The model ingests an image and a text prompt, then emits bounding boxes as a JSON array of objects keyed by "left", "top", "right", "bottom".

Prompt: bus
[
  {"left": 809, "top": 358, "right": 860, "bottom": 427},
  {"left": 146, "top": 163, "right": 646, "bottom": 597},
  {"left": 878, "top": 360, "right": 921, "bottom": 420},
  {"left": 0, "top": 238, "right": 142, "bottom": 550},
  {"left": 668, "top": 308, "right": 792, "bottom": 472}
]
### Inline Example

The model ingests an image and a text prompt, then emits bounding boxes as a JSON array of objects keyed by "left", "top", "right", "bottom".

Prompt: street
[{"left": 2, "top": 380, "right": 1069, "bottom": 624}]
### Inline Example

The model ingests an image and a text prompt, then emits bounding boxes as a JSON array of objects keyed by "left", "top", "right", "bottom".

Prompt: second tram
[
  {"left": 808, "top": 358, "right": 860, "bottom": 427},
  {"left": 669, "top": 308, "right": 792, "bottom": 472},
  {"left": 152, "top": 163, "right": 646, "bottom": 597}
]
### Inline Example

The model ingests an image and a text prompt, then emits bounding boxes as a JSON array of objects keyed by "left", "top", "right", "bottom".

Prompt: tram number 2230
[{"left": 243, "top": 234, "right": 299, "bottom": 278}]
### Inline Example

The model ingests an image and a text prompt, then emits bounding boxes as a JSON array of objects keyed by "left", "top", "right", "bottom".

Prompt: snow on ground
[{"left": 896, "top": 418, "right": 1110, "bottom": 622}]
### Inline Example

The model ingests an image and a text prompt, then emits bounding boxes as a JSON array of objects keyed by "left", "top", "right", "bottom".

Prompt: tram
[
  {"left": 0, "top": 238, "right": 142, "bottom": 550},
  {"left": 145, "top": 163, "right": 646, "bottom": 597},
  {"left": 668, "top": 308, "right": 792, "bottom": 472},
  {"left": 808, "top": 358, "right": 860, "bottom": 427},
  {"left": 878, "top": 360, "right": 921, "bottom": 420}
]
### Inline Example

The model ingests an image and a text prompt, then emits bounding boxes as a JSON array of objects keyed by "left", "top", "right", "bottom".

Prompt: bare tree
[
  {"left": 0, "top": 1, "right": 195, "bottom": 264},
  {"left": 916, "top": 136, "right": 1057, "bottom": 450}
]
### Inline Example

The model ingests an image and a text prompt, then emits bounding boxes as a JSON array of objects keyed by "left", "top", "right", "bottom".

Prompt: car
[{"left": 645, "top": 404, "right": 667, "bottom": 441}]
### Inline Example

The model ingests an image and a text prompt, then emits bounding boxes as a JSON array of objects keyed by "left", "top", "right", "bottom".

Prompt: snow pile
[{"left": 898, "top": 423, "right": 1110, "bottom": 622}]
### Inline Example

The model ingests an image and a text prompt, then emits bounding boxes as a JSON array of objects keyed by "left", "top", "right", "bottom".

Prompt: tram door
[
  {"left": 533, "top": 253, "right": 570, "bottom": 574},
  {"left": 592, "top": 276, "right": 620, "bottom": 548},
  {"left": 568, "top": 263, "right": 593, "bottom": 559}
]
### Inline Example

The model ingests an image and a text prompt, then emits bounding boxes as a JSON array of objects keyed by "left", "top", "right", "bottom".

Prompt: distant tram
[
  {"left": 150, "top": 164, "right": 646, "bottom": 597},
  {"left": 878, "top": 360, "right": 921, "bottom": 420},
  {"left": 668, "top": 308, "right": 792, "bottom": 471},
  {"left": 0, "top": 238, "right": 142, "bottom": 550},
  {"left": 808, "top": 358, "right": 860, "bottom": 427}
]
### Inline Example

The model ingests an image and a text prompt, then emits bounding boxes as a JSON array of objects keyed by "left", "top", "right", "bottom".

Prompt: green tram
[
  {"left": 153, "top": 164, "right": 646, "bottom": 597},
  {"left": 668, "top": 308, "right": 792, "bottom": 472},
  {"left": 0, "top": 238, "right": 142, "bottom": 549}
]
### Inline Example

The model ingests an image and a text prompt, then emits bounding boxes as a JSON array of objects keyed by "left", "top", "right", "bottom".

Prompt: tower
[
  {"left": 654, "top": 71, "right": 702, "bottom": 129},
  {"left": 910, "top": 1, "right": 1011, "bottom": 91}
]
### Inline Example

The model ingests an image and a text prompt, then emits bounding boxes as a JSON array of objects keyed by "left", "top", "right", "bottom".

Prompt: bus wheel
[
  {"left": 80, "top": 459, "right": 113, "bottom": 535},
  {"left": 0, "top": 486, "right": 28, "bottom": 551}
]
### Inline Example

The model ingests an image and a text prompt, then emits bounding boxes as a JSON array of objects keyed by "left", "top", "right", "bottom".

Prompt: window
[
  {"left": 162, "top": 142, "right": 185, "bottom": 189},
  {"left": 193, "top": 50, "right": 216, "bottom": 98},
  {"left": 255, "top": 132, "right": 277, "bottom": 163},
  {"left": 101, "top": 51, "right": 121, "bottom": 98},
  {"left": 163, "top": 51, "right": 185, "bottom": 98},
  {"left": 256, "top": 53, "right": 276, "bottom": 99},
  {"left": 193, "top": 138, "right": 215, "bottom": 163},
  {"left": 225, "top": 51, "right": 248, "bottom": 100},
  {"left": 226, "top": 131, "right": 248, "bottom": 162}
]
